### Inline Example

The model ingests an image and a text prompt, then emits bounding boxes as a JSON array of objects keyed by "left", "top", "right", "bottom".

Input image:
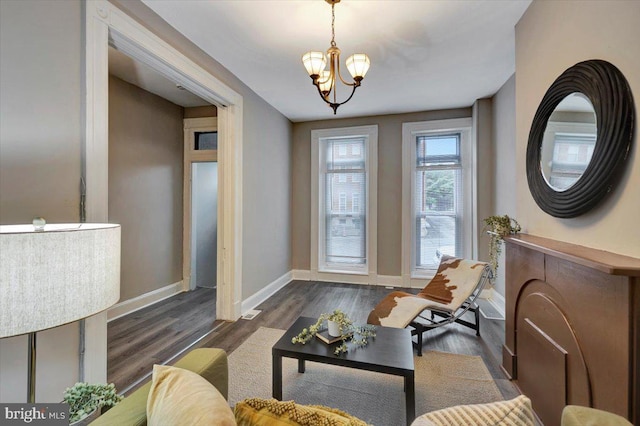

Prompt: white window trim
[
  {"left": 401, "top": 118, "right": 474, "bottom": 287},
  {"left": 311, "top": 125, "right": 378, "bottom": 279}
]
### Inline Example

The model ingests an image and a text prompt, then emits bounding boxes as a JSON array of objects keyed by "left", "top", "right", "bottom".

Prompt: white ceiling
[
  {"left": 141, "top": 0, "right": 532, "bottom": 122},
  {"left": 109, "top": 46, "right": 210, "bottom": 107}
]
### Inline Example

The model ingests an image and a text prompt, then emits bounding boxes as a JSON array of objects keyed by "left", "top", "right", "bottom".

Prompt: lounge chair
[{"left": 367, "top": 255, "right": 491, "bottom": 356}]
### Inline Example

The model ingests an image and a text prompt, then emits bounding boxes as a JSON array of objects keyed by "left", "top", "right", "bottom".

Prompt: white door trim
[
  {"left": 84, "top": 0, "right": 243, "bottom": 382},
  {"left": 183, "top": 118, "right": 217, "bottom": 292}
]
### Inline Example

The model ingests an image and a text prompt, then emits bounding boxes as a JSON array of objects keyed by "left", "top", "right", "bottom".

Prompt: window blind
[{"left": 323, "top": 138, "right": 367, "bottom": 265}]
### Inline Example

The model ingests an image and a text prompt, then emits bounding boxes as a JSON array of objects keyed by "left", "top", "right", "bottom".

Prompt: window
[
  {"left": 339, "top": 192, "right": 347, "bottom": 212},
  {"left": 541, "top": 120, "right": 597, "bottom": 190},
  {"left": 311, "top": 126, "right": 378, "bottom": 275},
  {"left": 402, "top": 119, "right": 472, "bottom": 279},
  {"left": 194, "top": 131, "right": 218, "bottom": 150},
  {"left": 352, "top": 193, "right": 360, "bottom": 213}
]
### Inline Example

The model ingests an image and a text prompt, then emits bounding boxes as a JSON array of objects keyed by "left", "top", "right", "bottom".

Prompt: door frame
[
  {"left": 83, "top": 0, "right": 243, "bottom": 382},
  {"left": 183, "top": 118, "right": 218, "bottom": 292}
]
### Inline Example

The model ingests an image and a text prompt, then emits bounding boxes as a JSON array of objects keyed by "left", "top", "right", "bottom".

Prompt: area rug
[{"left": 228, "top": 327, "right": 503, "bottom": 426}]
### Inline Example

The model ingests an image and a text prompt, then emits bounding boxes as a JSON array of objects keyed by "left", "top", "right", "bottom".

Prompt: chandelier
[{"left": 302, "top": 0, "right": 371, "bottom": 114}]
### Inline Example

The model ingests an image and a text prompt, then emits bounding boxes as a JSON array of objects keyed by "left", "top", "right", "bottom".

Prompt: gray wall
[
  {"left": 515, "top": 0, "right": 640, "bottom": 258},
  {"left": 490, "top": 74, "right": 517, "bottom": 296},
  {"left": 109, "top": 0, "right": 293, "bottom": 301},
  {"left": 184, "top": 105, "right": 217, "bottom": 118},
  {"left": 474, "top": 98, "right": 494, "bottom": 268},
  {"left": 0, "top": 0, "right": 82, "bottom": 402},
  {"left": 108, "top": 75, "right": 184, "bottom": 301},
  {"left": 0, "top": 0, "right": 293, "bottom": 402},
  {"left": 291, "top": 109, "right": 472, "bottom": 276}
]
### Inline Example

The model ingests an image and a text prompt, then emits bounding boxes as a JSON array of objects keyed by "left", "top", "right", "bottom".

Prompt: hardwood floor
[
  {"left": 107, "top": 286, "right": 222, "bottom": 393},
  {"left": 108, "top": 280, "right": 519, "bottom": 401}
]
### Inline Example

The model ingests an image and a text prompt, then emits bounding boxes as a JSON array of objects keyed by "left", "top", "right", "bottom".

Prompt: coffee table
[{"left": 272, "top": 316, "right": 415, "bottom": 426}]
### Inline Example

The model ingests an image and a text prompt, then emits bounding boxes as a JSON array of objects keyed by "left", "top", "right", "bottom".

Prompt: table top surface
[{"left": 272, "top": 316, "right": 414, "bottom": 373}]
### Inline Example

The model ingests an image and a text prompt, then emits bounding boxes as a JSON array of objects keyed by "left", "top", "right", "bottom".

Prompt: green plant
[
  {"left": 291, "top": 309, "right": 377, "bottom": 355},
  {"left": 483, "top": 215, "right": 521, "bottom": 277},
  {"left": 63, "top": 382, "right": 123, "bottom": 423}
]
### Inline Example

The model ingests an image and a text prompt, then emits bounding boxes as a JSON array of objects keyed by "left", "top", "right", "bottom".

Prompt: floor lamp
[{"left": 0, "top": 221, "right": 121, "bottom": 403}]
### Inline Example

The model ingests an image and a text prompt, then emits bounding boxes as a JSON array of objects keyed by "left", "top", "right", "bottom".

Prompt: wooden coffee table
[{"left": 272, "top": 316, "right": 415, "bottom": 426}]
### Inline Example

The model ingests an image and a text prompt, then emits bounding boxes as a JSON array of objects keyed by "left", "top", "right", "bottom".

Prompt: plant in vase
[
  {"left": 63, "top": 382, "right": 123, "bottom": 425},
  {"left": 483, "top": 214, "right": 521, "bottom": 278},
  {"left": 291, "top": 309, "right": 377, "bottom": 355}
]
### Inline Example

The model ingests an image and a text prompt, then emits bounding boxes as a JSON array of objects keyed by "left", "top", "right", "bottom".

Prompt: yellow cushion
[
  {"left": 147, "top": 365, "right": 236, "bottom": 426},
  {"left": 411, "top": 395, "right": 534, "bottom": 426},
  {"left": 234, "top": 398, "right": 369, "bottom": 426},
  {"left": 561, "top": 405, "right": 632, "bottom": 426}
]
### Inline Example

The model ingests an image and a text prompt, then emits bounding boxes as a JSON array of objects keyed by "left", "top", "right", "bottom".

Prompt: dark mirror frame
[{"left": 526, "top": 59, "right": 635, "bottom": 218}]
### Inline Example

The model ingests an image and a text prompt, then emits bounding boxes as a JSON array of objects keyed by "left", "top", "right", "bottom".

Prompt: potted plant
[
  {"left": 63, "top": 382, "right": 123, "bottom": 425},
  {"left": 483, "top": 215, "right": 521, "bottom": 278},
  {"left": 291, "top": 309, "right": 376, "bottom": 355}
]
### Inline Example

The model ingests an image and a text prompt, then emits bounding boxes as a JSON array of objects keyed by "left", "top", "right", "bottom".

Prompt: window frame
[
  {"left": 311, "top": 125, "right": 378, "bottom": 277},
  {"left": 402, "top": 118, "right": 473, "bottom": 286}
]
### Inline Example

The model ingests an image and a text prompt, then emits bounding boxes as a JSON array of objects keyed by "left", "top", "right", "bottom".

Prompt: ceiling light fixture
[{"left": 302, "top": 0, "right": 370, "bottom": 114}]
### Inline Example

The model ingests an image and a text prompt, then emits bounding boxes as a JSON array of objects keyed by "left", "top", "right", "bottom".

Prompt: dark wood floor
[
  {"left": 108, "top": 280, "right": 519, "bottom": 400},
  {"left": 107, "top": 287, "right": 222, "bottom": 393}
]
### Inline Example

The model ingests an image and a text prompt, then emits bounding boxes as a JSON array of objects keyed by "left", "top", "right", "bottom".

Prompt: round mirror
[
  {"left": 540, "top": 92, "right": 597, "bottom": 191},
  {"left": 526, "top": 60, "right": 635, "bottom": 218}
]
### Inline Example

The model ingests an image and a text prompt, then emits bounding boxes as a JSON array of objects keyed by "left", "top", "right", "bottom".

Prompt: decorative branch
[{"left": 291, "top": 310, "right": 376, "bottom": 355}]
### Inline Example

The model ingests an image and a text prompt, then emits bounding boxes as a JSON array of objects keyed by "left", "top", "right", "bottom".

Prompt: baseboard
[
  {"left": 377, "top": 275, "right": 403, "bottom": 287},
  {"left": 107, "top": 281, "right": 183, "bottom": 322},
  {"left": 292, "top": 270, "right": 404, "bottom": 287},
  {"left": 489, "top": 290, "right": 506, "bottom": 318},
  {"left": 292, "top": 269, "right": 311, "bottom": 281},
  {"left": 479, "top": 287, "right": 493, "bottom": 300},
  {"left": 240, "top": 271, "right": 292, "bottom": 315},
  {"left": 311, "top": 271, "right": 373, "bottom": 285}
]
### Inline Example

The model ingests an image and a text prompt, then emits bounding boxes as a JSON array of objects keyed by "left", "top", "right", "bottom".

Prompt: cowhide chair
[{"left": 367, "top": 255, "right": 492, "bottom": 356}]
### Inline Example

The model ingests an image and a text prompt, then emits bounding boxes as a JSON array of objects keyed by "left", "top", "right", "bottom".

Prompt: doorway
[
  {"left": 183, "top": 118, "right": 219, "bottom": 294},
  {"left": 191, "top": 161, "right": 218, "bottom": 290},
  {"left": 84, "top": 1, "right": 243, "bottom": 385}
]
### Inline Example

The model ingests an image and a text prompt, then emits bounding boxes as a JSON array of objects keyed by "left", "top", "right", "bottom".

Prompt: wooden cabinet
[{"left": 502, "top": 234, "right": 640, "bottom": 426}]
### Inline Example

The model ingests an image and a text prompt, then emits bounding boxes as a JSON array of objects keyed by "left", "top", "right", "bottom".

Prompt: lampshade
[
  {"left": 302, "top": 51, "right": 327, "bottom": 77},
  {"left": 0, "top": 223, "right": 121, "bottom": 338},
  {"left": 346, "top": 54, "right": 371, "bottom": 79},
  {"left": 318, "top": 70, "right": 333, "bottom": 94}
]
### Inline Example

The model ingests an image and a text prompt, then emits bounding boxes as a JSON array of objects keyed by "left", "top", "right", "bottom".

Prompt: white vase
[{"left": 327, "top": 320, "right": 341, "bottom": 337}]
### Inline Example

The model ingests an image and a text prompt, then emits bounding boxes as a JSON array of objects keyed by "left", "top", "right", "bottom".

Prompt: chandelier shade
[
  {"left": 301, "top": 0, "right": 370, "bottom": 114},
  {"left": 346, "top": 54, "right": 371, "bottom": 79},
  {"left": 318, "top": 70, "right": 333, "bottom": 94},
  {"left": 302, "top": 51, "right": 328, "bottom": 77}
]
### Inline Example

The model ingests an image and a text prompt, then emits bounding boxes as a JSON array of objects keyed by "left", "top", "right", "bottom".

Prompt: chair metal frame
[{"left": 410, "top": 265, "right": 493, "bottom": 356}]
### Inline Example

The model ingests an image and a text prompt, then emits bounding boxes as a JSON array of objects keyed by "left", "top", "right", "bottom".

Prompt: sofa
[
  {"left": 91, "top": 348, "right": 632, "bottom": 426},
  {"left": 91, "top": 348, "right": 229, "bottom": 425},
  {"left": 90, "top": 348, "right": 365, "bottom": 426}
]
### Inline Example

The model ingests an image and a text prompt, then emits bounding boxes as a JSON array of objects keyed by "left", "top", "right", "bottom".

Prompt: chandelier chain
[
  {"left": 330, "top": 2, "right": 336, "bottom": 47},
  {"left": 302, "top": 0, "right": 369, "bottom": 114}
]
